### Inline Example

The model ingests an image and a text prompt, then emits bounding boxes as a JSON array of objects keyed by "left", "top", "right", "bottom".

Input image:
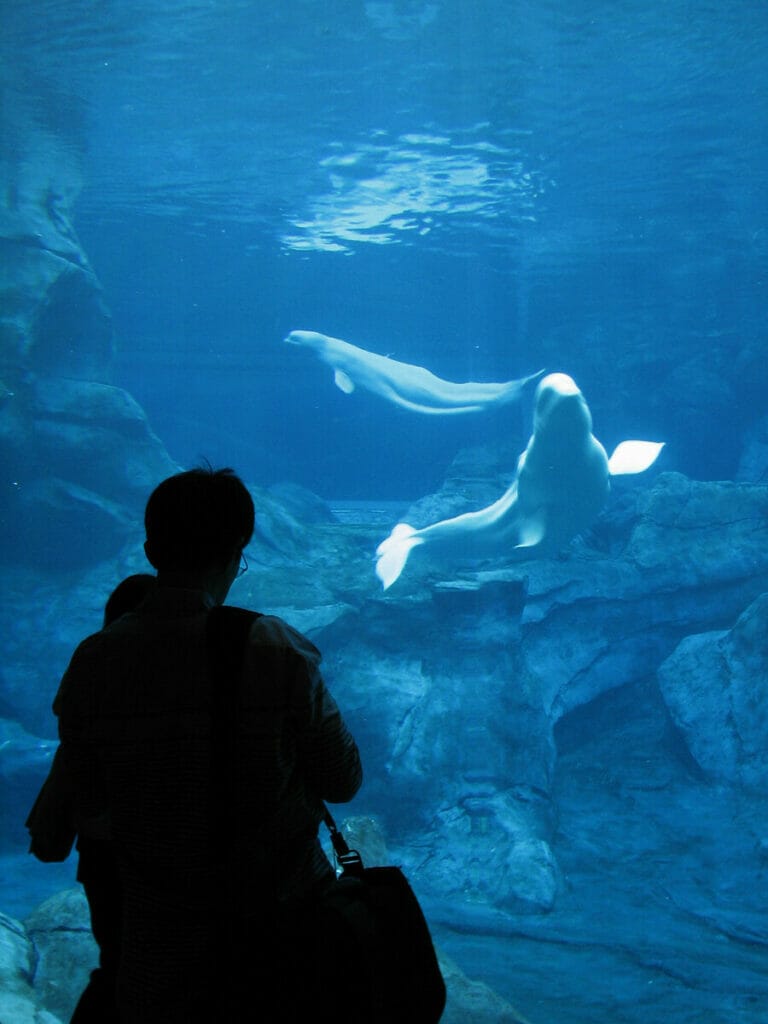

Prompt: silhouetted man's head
[{"left": 144, "top": 467, "right": 255, "bottom": 574}]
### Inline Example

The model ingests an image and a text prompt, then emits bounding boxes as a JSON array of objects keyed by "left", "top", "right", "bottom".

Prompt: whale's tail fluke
[
  {"left": 497, "top": 368, "right": 547, "bottom": 406},
  {"left": 375, "top": 523, "right": 422, "bottom": 589}
]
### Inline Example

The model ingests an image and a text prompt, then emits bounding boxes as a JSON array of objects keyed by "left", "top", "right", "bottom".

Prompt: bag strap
[
  {"left": 205, "top": 605, "right": 262, "bottom": 856},
  {"left": 205, "top": 606, "right": 363, "bottom": 878},
  {"left": 323, "top": 806, "right": 364, "bottom": 877}
]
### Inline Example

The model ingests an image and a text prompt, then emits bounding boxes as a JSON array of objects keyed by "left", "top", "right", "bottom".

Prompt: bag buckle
[{"left": 337, "top": 849, "right": 364, "bottom": 877}]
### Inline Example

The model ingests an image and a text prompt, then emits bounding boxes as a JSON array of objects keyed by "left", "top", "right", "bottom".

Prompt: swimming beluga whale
[
  {"left": 375, "top": 372, "right": 664, "bottom": 589},
  {"left": 284, "top": 330, "right": 543, "bottom": 415}
]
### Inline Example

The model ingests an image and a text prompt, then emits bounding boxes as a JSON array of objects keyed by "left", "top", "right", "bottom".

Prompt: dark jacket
[{"left": 54, "top": 586, "right": 362, "bottom": 1022}]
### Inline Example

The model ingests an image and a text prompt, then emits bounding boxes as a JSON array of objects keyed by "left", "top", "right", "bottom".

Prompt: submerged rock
[
  {"left": 4, "top": 471, "right": 768, "bottom": 928},
  {"left": 1, "top": 470, "right": 767, "bottom": 1022},
  {"left": 267, "top": 480, "right": 335, "bottom": 524},
  {"left": 0, "top": 909, "right": 63, "bottom": 1024},
  {"left": 440, "top": 951, "right": 535, "bottom": 1023},
  {"left": 2, "top": 378, "right": 177, "bottom": 570},
  {"left": 24, "top": 889, "right": 96, "bottom": 1023},
  {"left": 315, "top": 472, "right": 768, "bottom": 908},
  {"left": 0, "top": 87, "right": 177, "bottom": 572},
  {"left": 658, "top": 592, "right": 768, "bottom": 789}
]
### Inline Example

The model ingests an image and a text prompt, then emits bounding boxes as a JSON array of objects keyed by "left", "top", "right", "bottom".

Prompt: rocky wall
[
  {"left": 314, "top": 472, "right": 768, "bottom": 912},
  {"left": 0, "top": 76, "right": 176, "bottom": 571},
  {"left": 659, "top": 592, "right": 768, "bottom": 790}
]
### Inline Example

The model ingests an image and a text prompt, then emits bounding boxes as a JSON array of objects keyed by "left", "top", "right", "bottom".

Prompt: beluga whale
[
  {"left": 375, "top": 372, "right": 664, "bottom": 589},
  {"left": 284, "top": 330, "right": 543, "bottom": 415}
]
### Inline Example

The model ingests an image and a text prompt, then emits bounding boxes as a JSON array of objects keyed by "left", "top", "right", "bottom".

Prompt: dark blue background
[{"left": 4, "top": 0, "right": 765, "bottom": 498}]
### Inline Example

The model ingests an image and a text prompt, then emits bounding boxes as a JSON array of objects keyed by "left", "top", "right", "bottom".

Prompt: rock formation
[
  {"left": 0, "top": 76, "right": 176, "bottom": 571},
  {"left": 658, "top": 592, "right": 768, "bottom": 790},
  {"left": 311, "top": 471, "right": 768, "bottom": 909}
]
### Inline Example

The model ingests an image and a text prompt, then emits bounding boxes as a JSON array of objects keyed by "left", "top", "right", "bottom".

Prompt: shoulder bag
[
  {"left": 207, "top": 604, "right": 446, "bottom": 1023},
  {"left": 318, "top": 806, "right": 446, "bottom": 1023}
]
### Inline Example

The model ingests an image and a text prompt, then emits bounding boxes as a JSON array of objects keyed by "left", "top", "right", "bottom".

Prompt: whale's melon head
[{"left": 533, "top": 373, "right": 592, "bottom": 437}]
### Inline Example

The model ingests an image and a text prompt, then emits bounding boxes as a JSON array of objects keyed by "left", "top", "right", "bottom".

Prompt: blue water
[
  {"left": 3, "top": 0, "right": 765, "bottom": 497},
  {"left": 2, "top": 2, "right": 767, "bottom": 1021}
]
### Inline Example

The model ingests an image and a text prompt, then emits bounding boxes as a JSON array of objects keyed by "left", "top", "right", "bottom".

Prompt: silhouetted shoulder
[
  {"left": 53, "top": 627, "right": 122, "bottom": 718},
  {"left": 248, "top": 614, "right": 322, "bottom": 670}
]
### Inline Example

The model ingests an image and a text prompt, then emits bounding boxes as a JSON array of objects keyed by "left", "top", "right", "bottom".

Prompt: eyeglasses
[{"left": 236, "top": 550, "right": 249, "bottom": 578}]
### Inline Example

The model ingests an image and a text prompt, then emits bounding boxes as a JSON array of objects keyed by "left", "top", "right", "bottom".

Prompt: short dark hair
[
  {"left": 144, "top": 467, "right": 255, "bottom": 573},
  {"left": 103, "top": 574, "right": 156, "bottom": 627}
]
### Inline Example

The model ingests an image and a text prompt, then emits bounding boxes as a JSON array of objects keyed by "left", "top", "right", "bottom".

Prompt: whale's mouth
[{"left": 284, "top": 329, "right": 321, "bottom": 349}]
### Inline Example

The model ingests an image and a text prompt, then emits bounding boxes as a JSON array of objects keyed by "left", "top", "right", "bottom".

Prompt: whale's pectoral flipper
[
  {"left": 607, "top": 440, "right": 665, "bottom": 475},
  {"left": 375, "top": 523, "right": 422, "bottom": 590},
  {"left": 514, "top": 512, "right": 546, "bottom": 550},
  {"left": 334, "top": 369, "right": 355, "bottom": 394}
]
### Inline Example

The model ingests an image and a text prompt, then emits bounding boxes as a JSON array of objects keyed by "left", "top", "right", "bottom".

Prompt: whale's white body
[
  {"left": 285, "top": 330, "right": 542, "bottom": 414},
  {"left": 375, "top": 373, "right": 664, "bottom": 589}
]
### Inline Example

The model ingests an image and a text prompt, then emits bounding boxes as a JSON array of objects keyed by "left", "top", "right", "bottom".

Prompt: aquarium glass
[{"left": 1, "top": 2, "right": 766, "bottom": 1022}]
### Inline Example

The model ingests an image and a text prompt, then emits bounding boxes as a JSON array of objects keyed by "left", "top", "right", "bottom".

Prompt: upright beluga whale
[
  {"left": 284, "top": 330, "right": 543, "bottom": 414},
  {"left": 375, "top": 373, "right": 664, "bottom": 589}
]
